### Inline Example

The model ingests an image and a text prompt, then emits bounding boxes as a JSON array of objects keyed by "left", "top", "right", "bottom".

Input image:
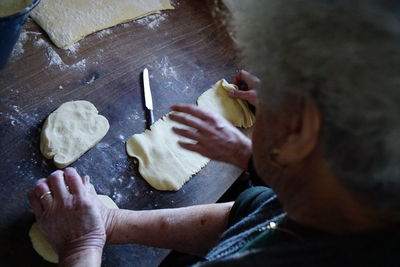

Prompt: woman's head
[{"left": 228, "top": 0, "right": 400, "bottom": 219}]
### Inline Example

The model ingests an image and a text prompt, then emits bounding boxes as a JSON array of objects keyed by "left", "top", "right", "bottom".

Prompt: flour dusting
[
  {"left": 136, "top": 13, "right": 168, "bottom": 29},
  {"left": 34, "top": 38, "right": 86, "bottom": 71},
  {"left": 10, "top": 30, "right": 42, "bottom": 60},
  {"left": 96, "top": 28, "right": 113, "bottom": 38},
  {"left": 148, "top": 56, "right": 181, "bottom": 91},
  {"left": 1, "top": 105, "right": 41, "bottom": 128},
  {"left": 65, "top": 42, "right": 80, "bottom": 55}
]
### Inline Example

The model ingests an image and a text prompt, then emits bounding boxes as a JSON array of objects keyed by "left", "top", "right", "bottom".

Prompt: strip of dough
[
  {"left": 126, "top": 79, "right": 255, "bottom": 191},
  {"left": 30, "top": 0, "right": 174, "bottom": 48},
  {"left": 29, "top": 195, "right": 118, "bottom": 263}
]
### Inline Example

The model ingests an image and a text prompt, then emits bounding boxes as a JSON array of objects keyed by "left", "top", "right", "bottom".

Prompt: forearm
[
  {"left": 107, "top": 202, "right": 234, "bottom": 255},
  {"left": 230, "top": 135, "right": 252, "bottom": 169},
  {"left": 59, "top": 248, "right": 102, "bottom": 267}
]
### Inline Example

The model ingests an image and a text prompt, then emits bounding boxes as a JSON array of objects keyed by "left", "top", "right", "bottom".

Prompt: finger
[
  {"left": 172, "top": 127, "right": 202, "bottom": 141},
  {"left": 169, "top": 113, "right": 213, "bottom": 134},
  {"left": 232, "top": 70, "right": 245, "bottom": 85},
  {"left": 170, "top": 104, "right": 217, "bottom": 124},
  {"left": 228, "top": 89, "right": 258, "bottom": 106},
  {"left": 82, "top": 175, "right": 90, "bottom": 185},
  {"left": 228, "top": 89, "right": 251, "bottom": 100},
  {"left": 178, "top": 141, "right": 208, "bottom": 156},
  {"left": 235, "top": 70, "right": 261, "bottom": 88},
  {"left": 34, "top": 179, "right": 53, "bottom": 210},
  {"left": 64, "top": 168, "right": 85, "bottom": 196},
  {"left": 47, "top": 170, "right": 69, "bottom": 200},
  {"left": 28, "top": 189, "right": 43, "bottom": 216},
  {"left": 82, "top": 175, "right": 97, "bottom": 195}
]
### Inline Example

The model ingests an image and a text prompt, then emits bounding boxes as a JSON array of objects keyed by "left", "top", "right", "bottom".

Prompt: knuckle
[
  {"left": 74, "top": 197, "right": 91, "bottom": 210},
  {"left": 34, "top": 182, "right": 47, "bottom": 193}
]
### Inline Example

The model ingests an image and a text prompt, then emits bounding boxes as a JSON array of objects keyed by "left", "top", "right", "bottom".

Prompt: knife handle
[{"left": 147, "top": 109, "right": 154, "bottom": 129}]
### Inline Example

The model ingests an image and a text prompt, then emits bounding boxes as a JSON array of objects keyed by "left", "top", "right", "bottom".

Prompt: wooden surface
[{"left": 0, "top": 1, "right": 244, "bottom": 266}]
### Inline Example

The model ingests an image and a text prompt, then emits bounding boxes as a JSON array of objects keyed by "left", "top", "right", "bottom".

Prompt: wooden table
[{"left": 0, "top": 1, "right": 243, "bottom": 266}]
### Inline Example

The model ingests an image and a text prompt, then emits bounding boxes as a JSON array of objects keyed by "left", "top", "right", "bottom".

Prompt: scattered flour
[
  {"left": 0, "top": 105, "right": 41, "bottom": 128},
  {"left": 85, "top": 75, "right": 96, "bottom": 85},
  {"left": 34, "top": 38, "right": 86, "bottom": 71},
  {"left": 112, "top": 192, "right": 124, "bottom": 203},
  {"left": 96, "top": 28, "right": 113, "bottom": 38},
  {"left": 148, "top": 56, "right": 181, "bottom": 91},
  {"left": 65, "top": 42, "right": 80, "bottom": 56},
  {"left": 128, "top": 112, "right": 140, "bottom": 121},
  {"left": 136, "top": 13, "right": 168, "bottom": 29},
  {"left": 96, "top": 142, "right": 111, "bottom": 150},
  {"left": 10, "top": 30, "right": 42, "bottom": 60}
]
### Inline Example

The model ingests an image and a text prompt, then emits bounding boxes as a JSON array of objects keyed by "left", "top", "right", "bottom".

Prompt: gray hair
[{"left": 227, "top": 0, "right": 400, "bottom": 220}]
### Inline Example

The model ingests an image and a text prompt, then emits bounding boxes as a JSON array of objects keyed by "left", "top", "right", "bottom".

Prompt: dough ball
[
  {"left": 29, "top": 195, "right": 118, "bottom": 263},
  {"left": 40, "top": 100, "right": 109, "bottom": 168}
]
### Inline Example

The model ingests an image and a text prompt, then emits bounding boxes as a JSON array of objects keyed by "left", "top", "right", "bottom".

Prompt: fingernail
[
  {"left": 36, "top": 178, "right": 46, "bottom": 185},
  {"left": 50, "top": 170, "right": 63, "bottom": 176}
]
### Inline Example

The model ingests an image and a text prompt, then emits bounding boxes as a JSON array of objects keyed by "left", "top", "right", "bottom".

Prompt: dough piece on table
[
  {"left": 197, "top": 79, "right": 255, "bottom": 128},
  {"left": 30, "top": 0, "right": 174, "bottom": 48},
  {"left": 126, "top": 79, "right": 255, "bottom": 191},
  {"left": 127, "top": 116, "right": 210, "bottom": 191},
  {"left": 29, "top": 195, "right": 118, "bottom": 263},
  {"left": 40, "top": 100, "right": 109, "bottom": 169}
]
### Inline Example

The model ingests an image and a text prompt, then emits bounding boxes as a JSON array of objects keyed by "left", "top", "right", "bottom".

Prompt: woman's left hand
[{"left": 170, "top": 104, "right": 252, "bottom": 169}]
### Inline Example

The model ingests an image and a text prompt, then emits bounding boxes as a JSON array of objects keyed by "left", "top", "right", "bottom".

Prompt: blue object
[{"left": 0, "top": 0, "right": 41, "bottom": 69}]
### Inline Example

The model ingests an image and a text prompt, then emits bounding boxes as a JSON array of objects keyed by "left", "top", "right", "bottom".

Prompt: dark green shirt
[{"left": 196, "top": 186, "right": 400, "bottom": 267}]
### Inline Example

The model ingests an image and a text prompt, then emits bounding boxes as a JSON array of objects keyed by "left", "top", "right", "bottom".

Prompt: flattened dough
[
  {"left": 197, "top": 79, "right": 255, "bottom": 128},
  {"left": 40, "top": 100, "right": 109, "bottom": 168},
  {"left": 30, "top": 0, "right": 174, "bottom": 48},
  {"left": 29, "top": 195, "right": 118, "bottom": 263},
  {"left": 126, "top": 79, "right": 255, "bottom": 191},
  {"left": 127, "top": 116, "right": 210, "bottom": 191}
]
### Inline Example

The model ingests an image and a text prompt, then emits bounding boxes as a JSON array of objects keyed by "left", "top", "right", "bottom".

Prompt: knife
[{"left": 143, "top": 68, "right": 154, "bottom": 129}]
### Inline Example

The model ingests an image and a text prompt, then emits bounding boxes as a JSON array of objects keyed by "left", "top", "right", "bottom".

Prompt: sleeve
[{"left": 228, "top": 186, "right": 276, "bottom": 227}]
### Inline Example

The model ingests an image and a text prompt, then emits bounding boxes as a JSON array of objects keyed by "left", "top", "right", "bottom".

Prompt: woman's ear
[{"left": 279, "top": 97, "right": 321, "bottom": 165}]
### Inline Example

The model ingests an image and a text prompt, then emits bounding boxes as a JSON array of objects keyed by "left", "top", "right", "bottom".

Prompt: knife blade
[{"left": 143, "top": 68, "right": 154, "bottom": 128}]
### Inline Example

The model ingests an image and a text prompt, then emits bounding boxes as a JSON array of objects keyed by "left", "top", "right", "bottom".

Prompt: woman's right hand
[{"left": 228, "top": 70, "right": 260, "bottom": 106}]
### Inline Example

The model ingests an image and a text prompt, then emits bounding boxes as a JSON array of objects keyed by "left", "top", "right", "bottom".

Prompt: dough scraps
[
  {"left": 29, "top": 195, "right": 118, "bottom": 263},
  {"left": 40, "top": 100, "right": 109, "bottom": 169},
  {"left": 126, "top": 79, "right": 255, "bottom": 191},
  {"left": 197, "top": 79, "right": 255, "bottom": 128},
  {"left": 30, "top": 0, "right": 174, "bottom": 48}
]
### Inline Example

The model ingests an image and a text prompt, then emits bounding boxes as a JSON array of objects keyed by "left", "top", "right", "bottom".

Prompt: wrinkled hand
[
  {"left": 228, "top": 70, "right": 260, "bottom": 106},
  {"left": 170, "top": 104, "right": 252, "bottom": 169},
  {"left": 27, "top": 168, "right": 115, "bottom": 261}
]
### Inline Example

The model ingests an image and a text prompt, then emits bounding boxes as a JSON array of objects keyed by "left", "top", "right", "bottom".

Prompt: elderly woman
[{"left": 28, "top": 0, "right": 400, "bottom": 266}]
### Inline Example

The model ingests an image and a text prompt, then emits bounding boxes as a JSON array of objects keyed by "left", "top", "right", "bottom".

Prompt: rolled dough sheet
[
  {"left": 30, "top": 0, "right": 174, "bottom": 48},
  {"left": 126, "top": 79, "right": 255, "bottom": 191},
  {"left": 29, "top": 195, "right": 118, "bottom": 263},
  {"left": 40, "top": 100, "right": 109, "bottom": 169}
]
